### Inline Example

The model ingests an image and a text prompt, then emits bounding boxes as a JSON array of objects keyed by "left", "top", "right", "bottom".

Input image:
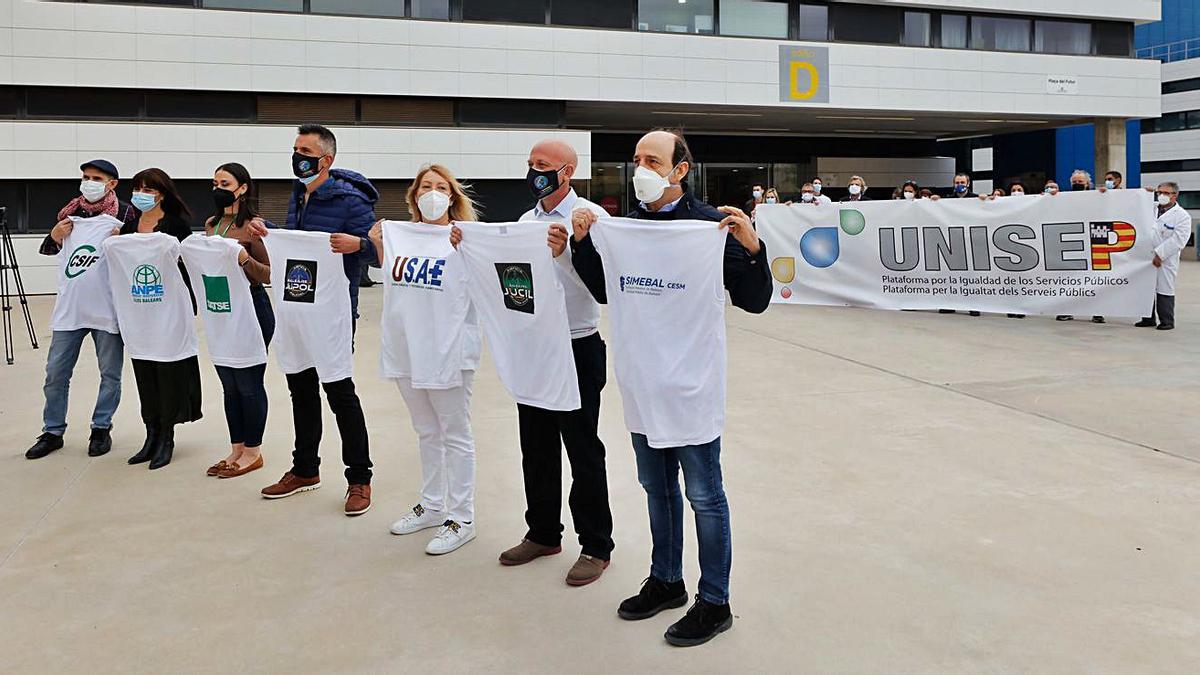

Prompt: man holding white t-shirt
[{"left": 569, "top": 130, "right": 771, "bottom": 647}]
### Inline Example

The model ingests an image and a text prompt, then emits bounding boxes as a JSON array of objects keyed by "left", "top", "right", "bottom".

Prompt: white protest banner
[{"left": 756, "top": 190, "right": 1157, "bottom": 317}]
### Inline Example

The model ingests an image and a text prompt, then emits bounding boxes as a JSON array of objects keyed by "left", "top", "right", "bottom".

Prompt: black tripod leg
[
  {"left": 0, "top": 228, "right": 13, "bottom": 365},
  {"left": 2, "top": 226, "right": 37, "bottom": 350}
]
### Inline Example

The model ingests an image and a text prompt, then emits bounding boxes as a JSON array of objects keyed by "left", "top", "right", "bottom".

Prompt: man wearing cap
[{"left": 25, "top": 160, "right": 137, "bottom": 460}]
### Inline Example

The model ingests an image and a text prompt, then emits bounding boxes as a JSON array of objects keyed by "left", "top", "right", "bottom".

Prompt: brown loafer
[
  {"left": 218, "top": 455, "right": 263, "bottom": 479},
  {"left": 261, "top": 472, "right": 320, "bottom": 499},
  {"left": 566, "top": 554, "right": 609, "bottom": 587},
  {"left": 206, "top": 460, "right": 228, "bottom": 477},
  {"left": 499, "top": 539, "right": 562, "bottom": 566}
]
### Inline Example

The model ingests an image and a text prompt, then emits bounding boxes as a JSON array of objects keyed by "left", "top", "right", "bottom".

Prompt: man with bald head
[
  {"left": 568, "top": 129, "right": 771, "bottom": 647},
  {"left": 487, "top": 138, "right": 615, "bottom": 587}
]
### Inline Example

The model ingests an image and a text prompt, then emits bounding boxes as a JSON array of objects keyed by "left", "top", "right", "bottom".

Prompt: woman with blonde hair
[{"left": 369, "top": 164, "right": 483, "bottom": 555}]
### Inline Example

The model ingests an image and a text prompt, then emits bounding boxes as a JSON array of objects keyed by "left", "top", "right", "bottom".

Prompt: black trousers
[
  {"left": 132, "top": 357, "right": 202, "bottom": 427},
  {"left": 517, "top": 332, "right": 614, "bottom": 560},
  {"left": 286, "top": 367, "right": 372, "bottom": 484},
  {"left": 1147, "top": 293, "right": 1176, "bottom": 327}
]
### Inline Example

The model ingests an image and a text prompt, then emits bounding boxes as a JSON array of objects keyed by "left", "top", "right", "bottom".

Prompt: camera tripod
[{"left": 0, "top": 207, "right": 38, "bottom": 365}]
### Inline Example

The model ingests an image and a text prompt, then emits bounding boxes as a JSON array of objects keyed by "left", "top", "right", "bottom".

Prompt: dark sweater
[{"left": 569, "top": 188, "right": 772, "bottom": 314}]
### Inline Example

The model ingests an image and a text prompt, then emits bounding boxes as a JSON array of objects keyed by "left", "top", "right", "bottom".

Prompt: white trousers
[{"left": 395, "top": 372, "right": 476, "bottom": 524}]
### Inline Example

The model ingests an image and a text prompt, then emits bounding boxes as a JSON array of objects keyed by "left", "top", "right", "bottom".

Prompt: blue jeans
[
  {"left": 42, "top": 328, "right": 124, "bottom": 435},
  {"left": 215, "top": 364, "right": 268, "bottom": 447},
  {"left": 632, "top": 433, "right": 731, "bottom": 605}
]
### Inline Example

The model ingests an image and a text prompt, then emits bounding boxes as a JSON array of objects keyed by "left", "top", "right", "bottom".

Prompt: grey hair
[
  {"left": 1070, "top": 169, "right": 1092, "bottom": 187},
  {"left": 1158, "top": 181, "right": 1180, "bottom": 193},
  {"left": 297, "top": 123, "right": 337, "bottom": 157}
]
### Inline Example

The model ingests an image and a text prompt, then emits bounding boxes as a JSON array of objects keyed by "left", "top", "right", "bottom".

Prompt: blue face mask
[
  {"left": 1104, "top": 180, "right": 1115, "bottom": 189},
  {"left": 131, "top": 192, "right": 158, "bottom": 212},
  {"left": 954, "top": 184, "right": 967, "bottom": 194}
]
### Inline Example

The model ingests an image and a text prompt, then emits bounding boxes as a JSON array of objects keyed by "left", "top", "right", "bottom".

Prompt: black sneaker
[
  {"left": 1157, "top": 324, "right": 1175, "bottom": 331},
  {"left": 25, "top": 432, "right": 64, "bottom": 460},
  {"left": 1092, "top": 316, "right": 1106, "bottom": 324},
  {"left": 665, "top": 596, "right": 734, "bottom": 647},
  {"left": 617, "top": 577, "right": 688, "bottom": 621},
  {"left": 1135, "top": 318, "right": 1157, "bottom": 328},
  {"left": 88, "top": 427, "right": 113, "bottom": 457},
  {"left": 1056, "top": 315, "right": 1073, "bottom": 321},
  {"left": 968, "top": 311, "right": 981, "bottom": 317}
]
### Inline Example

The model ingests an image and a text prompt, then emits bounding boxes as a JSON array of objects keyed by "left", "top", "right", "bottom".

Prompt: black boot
[
  {"left": 665, "top": 596, "right": 734, "bottom": 647},
  {"left": 149, "top": 425, "right": 175, "bottom": 470},
  {"left": 617, "top": 577, "right": 688, "bottom": 620},
  {"left": 88, "top": 427, "right": 113, "bottom": 457},
  {"left": 128, "top": 422, "right": 159, "bottom": 465},
  {"left": 26, "top": 432, "right": 64, "bottom": 460}
]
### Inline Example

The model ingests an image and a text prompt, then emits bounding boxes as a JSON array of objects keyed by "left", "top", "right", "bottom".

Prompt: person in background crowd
[
  {"left": 841, "top": 175, "right": 869, "bottom": 202},
  {"left": 919, "top": 188, "right": 934, "bottom": 200},
  {"left": 764, "top": 187, "right": 781, "bottom": 205},
  {"left": 1043, "top": 180, "right": 1060, "bottom": 195},
  {"left": 798, "top": 182, "right": 820, "bottom": 205},
  {"left": 372, "top": 163, "right": 481, "bottom": 555},
  {"left": 25, "top": 159, "right": 135, "bottom": 460},
  {"left": 991, "top": 188, "right": 1006, "bottom": 198},
  {"left": 1104, "top": 170, "right": 1123, "bottom": 190},
  {"left": 899, "top": 181, "right": 918, "bottom": 200},
  {"left": 1135, "top": 181, "right": 1190, "bottom": 331},
  {"left": 456, "top": 139, "right": 617, "bottom": 584},
  {"left": 1058, "top": 170, "right": 1105, "bottom": 323},
  {"left": 260, "top": 124, "right": 378, "bottom": 517},
  {"left": 123, "top": 168, "right": 201, "bottom": 471},
  {"left": 811, "top": 177, "right": 832, "bottom": 203},
  {"left": 570, "top": 129, "right": 772, "bottom": 647},
  {"left": 1009, "top": 182, "right": 1027, "bottom": 196},
  {"left": 949, "top": 173, "right": 977, "bottom": 198},
  {"left": 890, "top": 188, "right": 902, "bottom": 200},
  {"left": 204, "top": 163, "right": 274, "bottom": 480},
  {"left": 744, "top": 184, "right": 764, "bottom": 215}
]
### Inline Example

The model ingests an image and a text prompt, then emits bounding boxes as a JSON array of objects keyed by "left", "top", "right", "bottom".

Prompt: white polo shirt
[{"left": 519, "top": 189, "right": 607, "bottom": 339}]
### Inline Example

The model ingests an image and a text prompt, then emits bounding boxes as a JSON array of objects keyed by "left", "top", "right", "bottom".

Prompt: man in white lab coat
[{"left": 1135, "top": 181, "right": 1192, "bottom": 330}]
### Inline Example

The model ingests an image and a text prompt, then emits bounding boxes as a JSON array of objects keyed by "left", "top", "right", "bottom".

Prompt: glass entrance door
[{"left": 703, "top": 164, "right": 770, "bottom": 209}]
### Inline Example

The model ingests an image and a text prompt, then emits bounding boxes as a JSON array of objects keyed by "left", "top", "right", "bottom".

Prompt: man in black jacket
[{"left": 568, "top": 129, "right": 770, "bottom": 647}]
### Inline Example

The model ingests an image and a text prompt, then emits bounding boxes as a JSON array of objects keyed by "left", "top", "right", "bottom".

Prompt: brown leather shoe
[
  {"left": 499, "top": 539, "right": 562, "bottom": 566},
  {"left": 218, "top": 455, "right": 263, "bottom": 479},
  {"left": 206, "top": 460, "right": 227, "bottom": 477},
  {"left": 566, "top": 554, "right": 609, "bottom": 587},
  {"left": 261, "top": 472, "right": 320, "bottom": 499},
  {"left": 345, "top": 484, "right": 371, "bottom": 516}
]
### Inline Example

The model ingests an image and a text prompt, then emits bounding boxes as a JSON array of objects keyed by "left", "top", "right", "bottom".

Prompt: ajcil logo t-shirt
[
  {"left": 495, "top": 262, "right": 534, "bottom": 314},
  {"left": 284, "top": 259, "right": 317, "bottom": 303},
  {"left": 202, "top": 274, "right": 232, "bottom": 313},
  {"left": 65, "top": 244, "right": 101, "bottom": 279},
  {"left": 131, "top": 264, "right": 164, "bottom": 303}
]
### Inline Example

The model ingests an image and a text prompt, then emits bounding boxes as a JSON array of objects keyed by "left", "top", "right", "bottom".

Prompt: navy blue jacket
[
  {"left": 284, "top": 168, "right": 378, "bottom": 318},
  {"left": 569, "top": 187, "right": 773, "bottom": 314}
]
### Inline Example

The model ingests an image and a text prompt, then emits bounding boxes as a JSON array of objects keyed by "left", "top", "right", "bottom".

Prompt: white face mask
[
  {"left": 1011, "top": 189, "right": 1024, "bottom": 196},
  {"left": 902, "top": 191, "right": 915, "bottom": 200},
  {"left": 848, "top": 184, "right": 862, "bottom": 196},
  {"left": 632, "top": 165, "right": 675, "bottom": 204},
  {"left": 812, "top": 182, "right": 822, "bottom": 193},
  {"left": 752, "top": 189, "right": 763, "bottom": 199},
  {"left": 80, "top": 180, "right": 108, "bottom": 203},
  {"left": 801, "top": 193, "right": 814, "bottom": 203},
  {"left": 1158, "top": 193, "right": 1172, "bottom": 207},
  {"left": 418, "top": 189, "right": 451, "bottom": 222}
]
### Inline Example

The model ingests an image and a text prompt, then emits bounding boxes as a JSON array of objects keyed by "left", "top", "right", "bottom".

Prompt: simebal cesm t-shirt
[
  {"left": 103, "top": 232, "right": 199, "bottom": 362},
  {"left": 50, "top": 214, "right": 121, "bottom": 334},
  {"left": 456, "top": 220, "right": 580, "bottom": 411},
  {"left": 261, "top": 229, "right": 352, "bottom": 383},
  {"left": 180, "top": 235, "right": 268, "bottom": 368},
  {"left": 589, "top": 217, "right": 727, "bottom": 449}
]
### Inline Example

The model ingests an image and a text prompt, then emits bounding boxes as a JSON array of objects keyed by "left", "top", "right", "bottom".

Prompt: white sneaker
[
  {"left": 425, "top": 520, "right": 476, "bottom": 555},
  {"left": 390, "top": 504, "right": 445, "bottom": 535}
]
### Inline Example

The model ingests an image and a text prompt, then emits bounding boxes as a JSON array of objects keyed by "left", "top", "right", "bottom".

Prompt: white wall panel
[
  {"left": 1144, "top": 171, "right": 1200, "bottom": 192},
  {"left": 1142, "top": 130, "right": 1200, "bottom": 162},
  {"left": 0, "top": 122, "right": 591, "bottom": 180}
]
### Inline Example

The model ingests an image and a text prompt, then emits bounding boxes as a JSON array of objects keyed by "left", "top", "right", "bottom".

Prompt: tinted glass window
[
  {"left": 940, "top": 14, "right": 967, "bottom": 48},
  {"left": 1163, "top": 77, "right": 1200, "bottom": 95},
  {"left": 1158, "top": 112, "right": 1186, "bottom": 132},
  {"left": 458, "top": 99, "right": 560, "bottom": 126},
  {"left": 27, "top": 88, "right": 141, "bottom": 118},
  {"left": 551, "top": 0, "right": 632, "bottom": 29},
  {"left": 461, "top": 0, "right": 546, "bottom": 24},
  {"left": 830, "top": 4, "right": 900, "bottom": 44},
  {"left": 901, "top": 11, "right": 930, "bottom": 47},
  {"left": 970, "top": 16, "right": 1030, "bottom": 52},
  {"left": 1034, "top": 20, "right": 1091, "bottom": 55},
  {"left": 720, "top": 0, "right": 788, "bottom": 39},
  {"left": 204, "top": 0, "right": 304, "bottom": 10},
  {"left": 798, "top": 3, "right": 828, "bottom": 41},
  {"left": 1095, "top": 22, "right": 1132, "bottom": 57},
  {"left": 638, "top": 0, "right": 715, "bottom": 34},
  {"left": 311, "top": 0, "right": 404, "bottom": 17},
  {"left": 411, "top": 0, "right": 450, "bottom": 20},
  {"left": 0, "top": 87, "right": 19, "bottom": 117},
  {"left": 146, "top": 92, "right": 255, "bottom": 120}
]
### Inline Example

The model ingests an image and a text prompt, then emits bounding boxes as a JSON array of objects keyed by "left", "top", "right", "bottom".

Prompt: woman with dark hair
[
  {"left": 124, "top": 168, "right": 202, "bottom": 470},
  {"left": 203, "top": 163, "right": 275, "bottom": 479}
]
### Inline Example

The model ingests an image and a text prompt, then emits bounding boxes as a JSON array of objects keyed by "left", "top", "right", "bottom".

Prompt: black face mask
[
  {"left": 212, "top": 188, "right": 238, "bottom": 210},
  {"left": 527, "top": 166, "right": 563, "bottom": 201},
  {"left": 292, "top": 152, "right": 323, "bottom": 181},
  {"left": 1071, "top": 183, "right": 1087, "bottom": 191}
]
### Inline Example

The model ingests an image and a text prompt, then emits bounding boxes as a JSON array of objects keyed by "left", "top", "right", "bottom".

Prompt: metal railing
[{"left": 1137, "top": 38, "right": 1200, "bottom": 62}]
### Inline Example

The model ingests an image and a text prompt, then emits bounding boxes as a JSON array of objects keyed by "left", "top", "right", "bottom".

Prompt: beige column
[{"left": 1093, "top": 118, "right": 1127, "bottom": 182}]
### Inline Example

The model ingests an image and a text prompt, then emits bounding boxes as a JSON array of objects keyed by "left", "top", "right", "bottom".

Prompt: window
[
  {"left": 720, "top": 0, "right": 788, "bottom": 39},
  {"left": 1142, "top": 159, "right": 1200, "bottom": 173},
  {"left": 27, "top": 88, "right": 141, "bottom": 118},
  {"left": 970, "top": 16, "right": 1030, "bottom": 52},
  {"left": 901, "top": 11, "right": 931, "bottom": 47},
  {"left": 637, "top": 0, "right": 715, "bottom": 34},
  {"left": 829, "top": 4, "right": 901, "bottom": 44},
  {"left": 311, "top": 0, "right": 404, "bottom": 17},
  {"left": 0, "top": 87, "right": 19, "bottom": 117},
  {"left": 1157, "top": 112, "right": 1187, "bottom": 132},
  {"left": 410, "top": 0, "right": 450, "bottom": 20},
  {"left": 1188, "top": 111, "right": 1200, "bottom": 129},
  {"left": 1095, "top": 22, "right": 1132, "bottom": 57},
  {"left": 1164, "top": 77, "right": 1200, "bottom": 95},
  {"left": 461, "top": 0, "right": 547, "bottom": 24},
  {"left": 797, "top": 3, "right": 828, "bottom": 41},
  {"left": 458, "top": 99, "right": 560, "bottom": 127},
  {"left": 203, "top": 0, "right": 304, "bottom": 11},
  {"left": 551, "top": 0, "right": 631, "bottom": 29},
  {"left": 1034, "top": 20, "right": 1091, "bottom": 55},
  {"left": 1179, "top": 192, "right": 1200, "bottom": 210},
  {"left": 146, "top": 91, "right": 256, "bottom": 120},
  {"left": 940, "top": 14, "right": 967, "bottom": 49}
]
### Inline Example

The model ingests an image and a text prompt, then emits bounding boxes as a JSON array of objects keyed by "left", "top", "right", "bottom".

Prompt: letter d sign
[{"left": 778, "top": 45, "right": 829, "bottom": 104}]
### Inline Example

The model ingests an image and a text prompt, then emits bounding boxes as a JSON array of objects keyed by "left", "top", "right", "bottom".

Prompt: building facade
[{"left": 0, "top": 0, "right": 1160, "bottom": 293}]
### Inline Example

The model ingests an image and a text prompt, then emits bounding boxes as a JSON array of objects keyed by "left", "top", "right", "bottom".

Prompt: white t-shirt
[
  {"left": 262, "top": 229, "right": 353, "bottom": 383},
  {"left": 50, "top": 214, "right": 121, "bottom": 334},
  {"left": 519, "top": 190, "right": 607, "bottom": 339},
  {"left": 457, "top": 220, "right": 581, "bottom": 411},
  {"left": 103, "top": 232, "right": 199, "bottom": 362},
  {"left": 181, "top": 235, "right": 268, "bottom": 368},
  {"left": 589, "top": 217, "right": 727, "bottom": 448},
  {"left": 378, "top": 220, "right": 481, "bottom": 389}
]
